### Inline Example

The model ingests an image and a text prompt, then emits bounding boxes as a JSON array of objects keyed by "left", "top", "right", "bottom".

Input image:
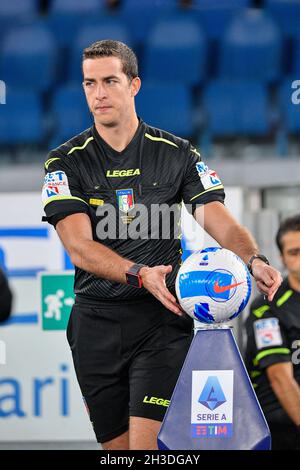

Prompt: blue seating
[
  {"left": 219, "top": 9, "right": 282, "bottom": 83},
  {"left": 0, "top": 0, "right": 37, "bottom": 18},
  {"left": 144, "top": 18, "right": 207, "bottom": 86},
  {"left": 50, "top": 0, "right": 104, "bottom": 14},
  {"left": 48, "top": 0, "right": 109, "bottom": 48},
  {"left": 192, "top": 0, "right": 251, "bottom": 40},
  {"left": 291, "top": 33, "right": 300, "bottom": 75},
  {"left": 266, "top": 0, "right": 300, "bottom": 38},
  {"left": 0, "top": 90, "right": 44, "bottom": 145},
  {"left": 193, "top": 0, "right": 249, "bottom": 5},
  {"left": 136, "top": 82, "right": 193, "bottom": 137},
  {"left": 279, "top": 78, "right": 300, "bottom": 133},
  {"left": 69, "top": 20, "right": 132, "bottom": 81},
  {"left": 0, "top": 24, "right": 57, "bottom": 92},
  {"left": 122, "top": 0, "right": 175, "bottom": 7},
  {"left": 203, "top": 80, "right": 270, "bottom": 136},
  {"left": 119, "top": 0, "right": 177, "bottom": 46},
  {"left": 50, "top": 85, "right": 91, "bottom": 148}
]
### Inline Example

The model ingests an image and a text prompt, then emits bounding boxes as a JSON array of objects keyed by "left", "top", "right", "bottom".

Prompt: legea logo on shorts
[
  {"left": 191, "top": 370, "right": 233, "bottom": 438},
  {"left": 143, "top": 396, "right": 170, "bottom": 407}
]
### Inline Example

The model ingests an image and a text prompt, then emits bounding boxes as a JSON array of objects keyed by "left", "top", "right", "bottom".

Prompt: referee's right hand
[{"left": 140, "top": 265, "right": 183, "bottom": 316}]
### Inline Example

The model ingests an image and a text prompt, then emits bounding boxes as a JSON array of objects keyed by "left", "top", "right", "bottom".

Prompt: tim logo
[{"left": 191, "top": 371, "right": 233, "bottom": 438}]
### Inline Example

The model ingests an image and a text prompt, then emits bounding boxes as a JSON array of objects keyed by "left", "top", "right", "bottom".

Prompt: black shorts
[{"left": 66, "top": 294, "right": 193, "bottom": 443}]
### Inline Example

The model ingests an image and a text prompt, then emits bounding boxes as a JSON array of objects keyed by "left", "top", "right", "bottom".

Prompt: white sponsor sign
[{"left": 0, "top": 193, "right": 94, "bottom": 441}]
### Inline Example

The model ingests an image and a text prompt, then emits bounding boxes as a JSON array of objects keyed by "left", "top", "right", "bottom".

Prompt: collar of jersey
[{"left": 92, "top": 118, "right": 145, "bottom": 159}]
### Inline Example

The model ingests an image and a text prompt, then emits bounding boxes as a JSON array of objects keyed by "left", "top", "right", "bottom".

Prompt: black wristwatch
[
  {"left": 125, "top": 263, "right": 147, "bottom": 288},
  {"left": 247, "top": 254, "right": 270, "bottom": 276}
]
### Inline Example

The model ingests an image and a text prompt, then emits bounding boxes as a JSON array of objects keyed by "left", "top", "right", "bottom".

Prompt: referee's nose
[{"left": 95, "top": 83, "right": 108, "bottom": 101}]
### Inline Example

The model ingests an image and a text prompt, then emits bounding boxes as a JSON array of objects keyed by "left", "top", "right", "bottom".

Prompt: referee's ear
[{"left": 131, "top": 76, "right": 141, "bottom": 97}]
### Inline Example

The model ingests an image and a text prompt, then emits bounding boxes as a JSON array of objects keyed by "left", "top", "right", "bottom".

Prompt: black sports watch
[
  {"left": 247, "top": 254, "right": 270, "bottom": 276},
  {"left": 125, "top": 263, "right": 147, "bottom": 288}
]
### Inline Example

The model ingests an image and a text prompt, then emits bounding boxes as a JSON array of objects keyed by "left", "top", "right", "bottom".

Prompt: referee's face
[
  {"left": 82, "top": 56, "right": 140, "bottom": 127},
  {"left": 281, "top": 231, "right": 300, "bottom": 280}
]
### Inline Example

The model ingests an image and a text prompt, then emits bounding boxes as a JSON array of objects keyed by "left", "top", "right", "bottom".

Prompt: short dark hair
[
  {"left": 276, "top": 214, "right": 300, "bottom": 253},
  {"left": 82, "top": 39, "right": 138, "bottom": 81}
]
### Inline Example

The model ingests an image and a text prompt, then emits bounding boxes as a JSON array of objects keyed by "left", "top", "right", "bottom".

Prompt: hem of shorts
[
  {"left": 96, "top": 423, "right": 129, "bottom": 444},
  {"left": 129, "top": 408, "right": 164, "bottom": 423}
]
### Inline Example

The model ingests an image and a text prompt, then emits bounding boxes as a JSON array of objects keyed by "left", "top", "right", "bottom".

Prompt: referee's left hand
[
  {"left": 251, "top": 260, "right": 282, "bottom": 302},
  {"left": 140, "top": 265, "right": 183, "bottom": 316}
]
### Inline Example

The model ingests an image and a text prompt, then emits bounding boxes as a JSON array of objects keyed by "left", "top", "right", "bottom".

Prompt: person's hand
[
  {"left": 251, "top": 260, "right": 282, "bottom": 302},
  {"left": 140, "top": 265, "right": 183, "bottom": 316}
]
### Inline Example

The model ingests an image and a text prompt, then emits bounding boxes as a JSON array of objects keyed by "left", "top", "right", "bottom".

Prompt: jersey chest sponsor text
[{"left": 106, "top": 169, "right": 141, "bottom": 178}]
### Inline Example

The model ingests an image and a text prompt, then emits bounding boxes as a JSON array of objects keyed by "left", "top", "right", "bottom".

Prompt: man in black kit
[
  {"left": 42, "top": 40, "right": 282, "bottom": 450},
  {"left": 245, "top": 215, "right": 300, "bottom": 450}
]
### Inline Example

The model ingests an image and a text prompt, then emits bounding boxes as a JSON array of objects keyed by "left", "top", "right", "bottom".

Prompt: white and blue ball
[{"left": 176, "top": 247, "right": 251, "bottom": 324}]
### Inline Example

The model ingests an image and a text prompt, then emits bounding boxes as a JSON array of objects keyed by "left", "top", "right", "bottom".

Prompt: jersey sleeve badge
[{"left": 254, "top": 318, "right": 283, "bottom": 350}]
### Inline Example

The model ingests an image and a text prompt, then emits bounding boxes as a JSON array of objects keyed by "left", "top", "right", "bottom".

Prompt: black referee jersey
[
  {"left": 244, "top": 278, "right": 300, "bottom": 423},
  {"left": 42, "top": 118, "right": 225, "bottom": 301}
]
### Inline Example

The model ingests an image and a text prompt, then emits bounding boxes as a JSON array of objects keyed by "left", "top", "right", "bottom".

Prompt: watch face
[{"left": 126, "top": 272, "right": 142, "bottom": 288}]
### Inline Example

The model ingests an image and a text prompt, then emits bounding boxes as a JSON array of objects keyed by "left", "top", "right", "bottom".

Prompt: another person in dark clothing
[{"left": 245, "top": 215, "right": 300, "bottom": 450}]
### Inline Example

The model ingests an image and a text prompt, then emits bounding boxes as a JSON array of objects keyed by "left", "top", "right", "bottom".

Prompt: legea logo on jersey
[{"left": 191, "top": 370, "right": 233, "bottom": 438}]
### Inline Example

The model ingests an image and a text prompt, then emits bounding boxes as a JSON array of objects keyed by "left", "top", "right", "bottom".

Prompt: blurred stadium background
[{"left": 0, "top": 0, "right": 299, "bottom": 450}]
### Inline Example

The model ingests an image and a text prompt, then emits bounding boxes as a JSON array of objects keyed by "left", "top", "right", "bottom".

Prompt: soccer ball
[{"left": 176, "top": 247, "right": 251, "bottom": 324}]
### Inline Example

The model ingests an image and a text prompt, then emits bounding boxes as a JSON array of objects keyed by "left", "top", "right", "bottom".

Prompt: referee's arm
[
  {"left": 194, "top": 201, "right": 282, "bottom": 301},
  {"left": 56, "top": 213, "right": 182, "bottom": 315},
  {"left": 266, "top": 362, "right": 300, "bottom": 426}
]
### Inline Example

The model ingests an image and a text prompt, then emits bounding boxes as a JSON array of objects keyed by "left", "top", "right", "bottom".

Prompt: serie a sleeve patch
[
  {"left": 42, "top": 170, "right": 71, "bottom": 204},
  {"left": 195, "top": 162, "right": 222, "bottom": 190},
  {"left": 253, "top": 317, "right": 283, "bottom": 350}
]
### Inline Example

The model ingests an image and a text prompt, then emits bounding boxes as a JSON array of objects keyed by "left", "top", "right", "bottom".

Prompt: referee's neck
[{"left": 95, "top": 115, "right": 139, "bottom": 153}]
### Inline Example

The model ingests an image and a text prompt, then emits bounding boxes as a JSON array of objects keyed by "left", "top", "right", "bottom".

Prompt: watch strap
[
  {"left": 247, "top": 254, "right": 270, "bottom": 276},
  {"left": 127, "top": 263, "right": 147, "bottom": 275}
]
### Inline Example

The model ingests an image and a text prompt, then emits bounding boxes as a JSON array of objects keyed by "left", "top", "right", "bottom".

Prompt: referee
[
  {"left": 42, "top": 40, "right": 282, "bottom": 450},
  {"left": 245, "top": 215, "right": 300, "bottom": 450}
]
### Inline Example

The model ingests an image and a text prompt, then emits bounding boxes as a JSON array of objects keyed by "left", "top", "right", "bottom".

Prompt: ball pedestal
[{"left": 157, "top": 325, "right": 271, "bottom": 450}]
